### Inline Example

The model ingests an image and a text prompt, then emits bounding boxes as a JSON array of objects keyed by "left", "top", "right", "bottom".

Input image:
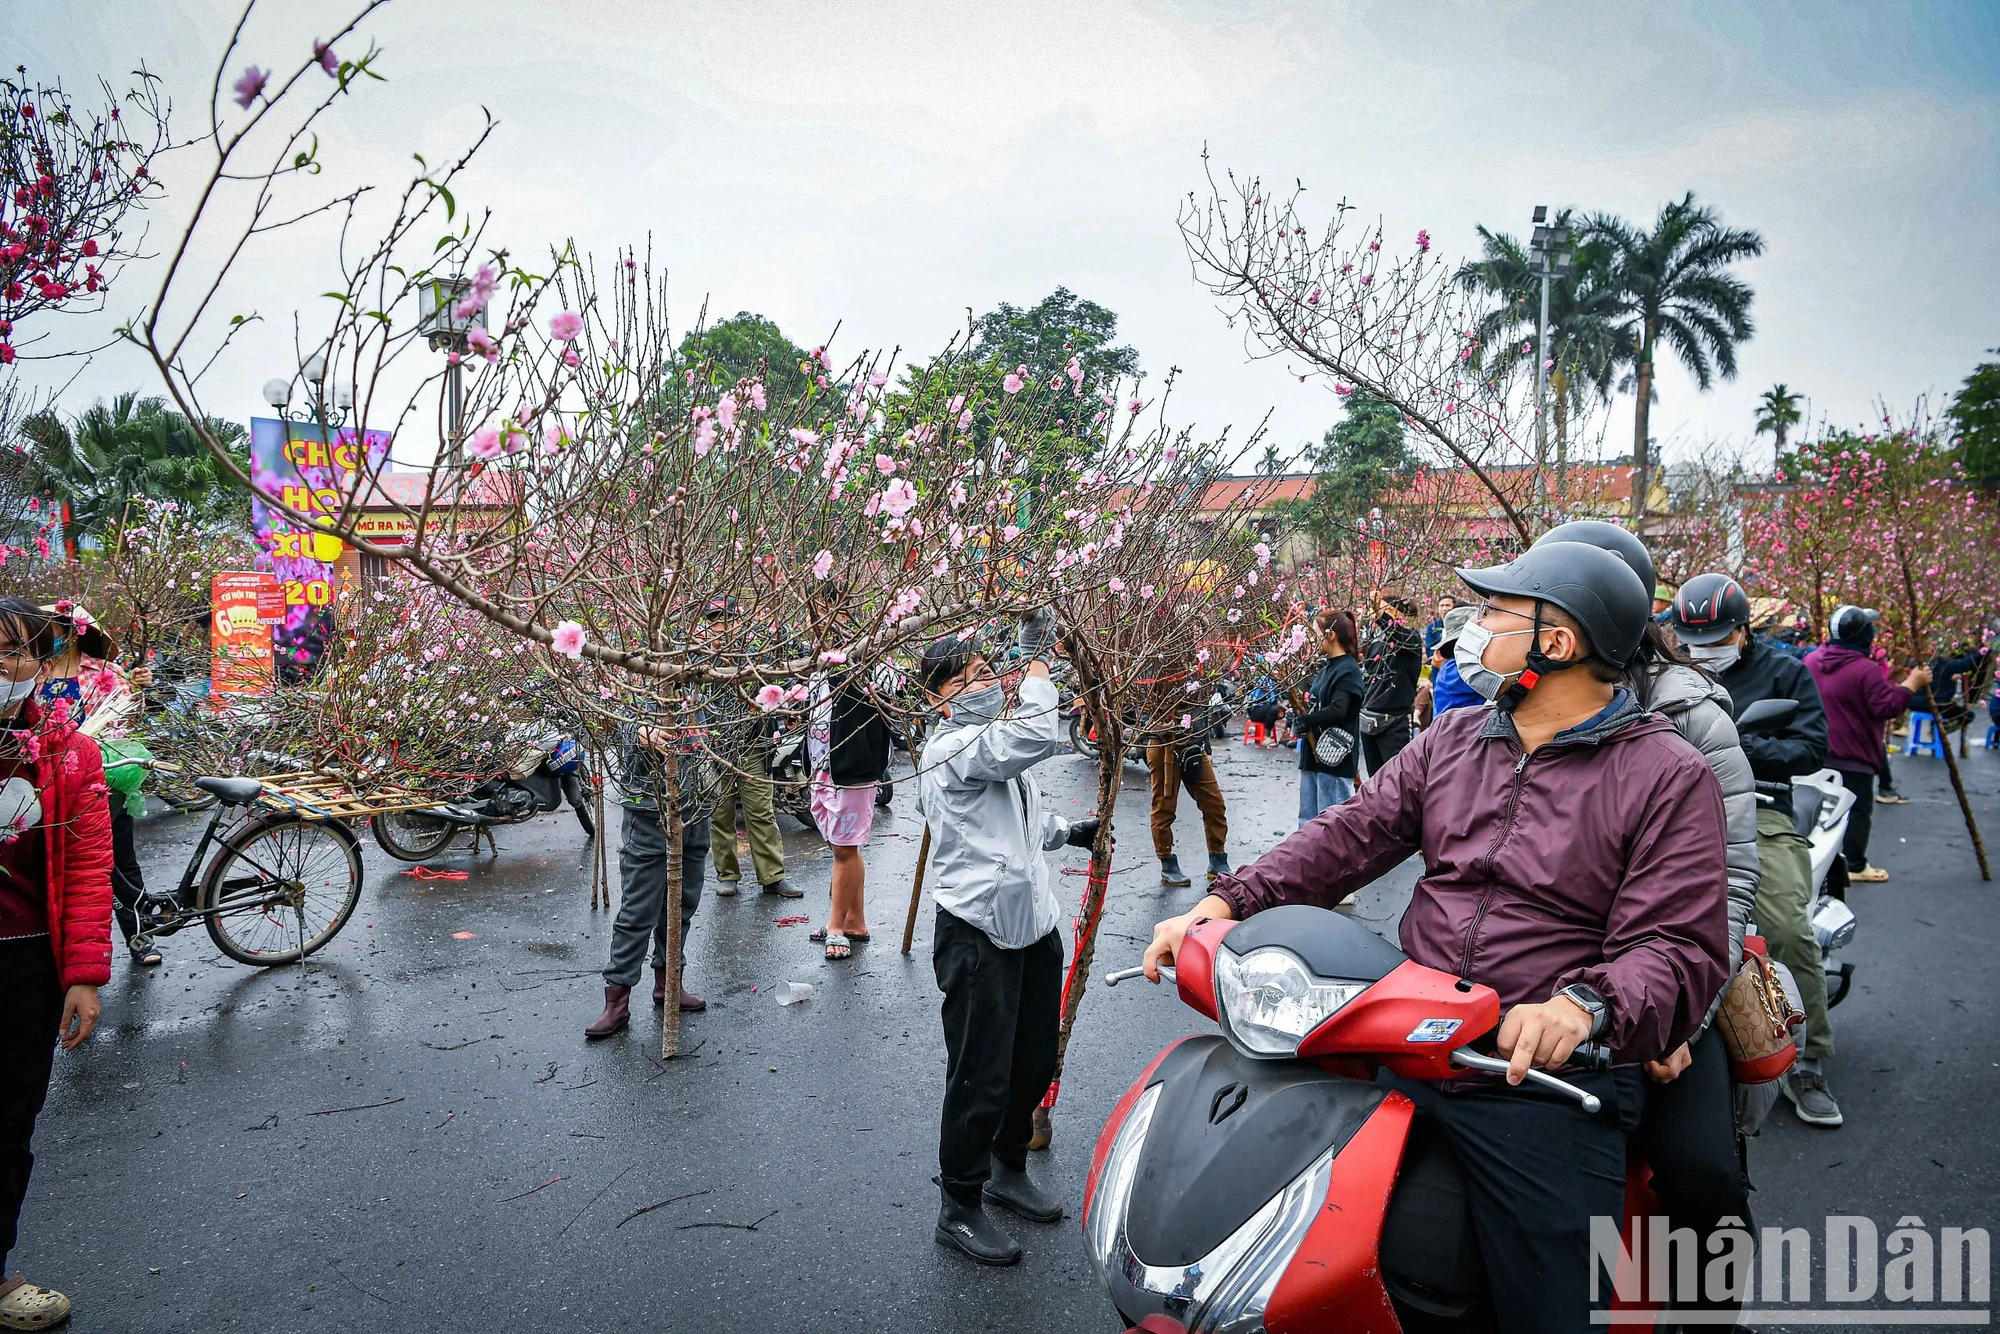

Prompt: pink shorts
[{"left": 810, "top": 772, "right": 877, "bottom": 846}]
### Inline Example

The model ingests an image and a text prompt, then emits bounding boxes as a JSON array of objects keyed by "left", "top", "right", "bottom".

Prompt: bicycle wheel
[
  {"left": 200, "top": 815, "right": 363, "bottom": 966},
  {"left": 372, "top": 808, "right": 459, "bottom": 861}
]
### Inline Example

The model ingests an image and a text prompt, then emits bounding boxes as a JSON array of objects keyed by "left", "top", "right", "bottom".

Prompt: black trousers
[
  {"left": 109, "top": 797, "right": 149, "bottom": 946},
  {"left": 1384, "top": 1066, "right": 1645, "bottom": 1334},
  {"left": 0, "top": 938, "right": 61, "bottom": 1270},
  {"left": 1834, "top": 767, "right": 1875, "bottom": 872},
  {"left": 1361, "top": 715, "right": 1411, "bottom": 778},
  {"left": 1631, "top": 1027, "right": 1751, "bottom": 1315},
  {"left": 933, "top": 910, "right": 1062, "bottom": 1207}
]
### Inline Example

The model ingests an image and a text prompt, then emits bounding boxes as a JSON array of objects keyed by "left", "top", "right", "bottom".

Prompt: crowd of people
[{"left": 0, "top": 531, "right": 1993, "bottom": 1326}]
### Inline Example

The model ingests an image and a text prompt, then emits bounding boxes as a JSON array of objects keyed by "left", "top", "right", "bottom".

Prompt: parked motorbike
[
  {"left": 1086, "top": 906, "right": 1655, "bottom": 1332},
  {"left": 1734, "top": 697, "right": 1859, "bottom": 1007},
  {"left": 370, "top": 733, "right": 595, "bottom": 861}
]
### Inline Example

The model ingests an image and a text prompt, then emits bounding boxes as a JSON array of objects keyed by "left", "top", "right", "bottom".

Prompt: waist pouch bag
[
  {"left": 1358, "top": 708, "right": 1399, "bottom": 736},
  {"left": 1717, "top": 951, "right": 1804, "bottom": 1084}
]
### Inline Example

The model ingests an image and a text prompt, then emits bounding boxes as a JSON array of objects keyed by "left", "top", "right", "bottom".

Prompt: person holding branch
[{"left": 916, "top": 616, "right": 1098, "bottom": 1267}]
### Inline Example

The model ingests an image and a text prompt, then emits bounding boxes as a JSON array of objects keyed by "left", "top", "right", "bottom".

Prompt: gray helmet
[
  {"left": 1456, "top": 541, "right": 1651, "bottom": 670},
  {"left": 1534, "top": 520, "right": 1656, "bottom": 597}
]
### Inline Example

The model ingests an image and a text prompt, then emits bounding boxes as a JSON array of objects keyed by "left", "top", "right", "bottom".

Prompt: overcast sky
[{"left": 16, "top": 0, "right": 1999, "bottom": 471}]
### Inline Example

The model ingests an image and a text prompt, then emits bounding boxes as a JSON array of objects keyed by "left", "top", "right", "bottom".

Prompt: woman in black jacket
[{"left": 1293, "top": 610, "right": 1363, "bottom": 826}]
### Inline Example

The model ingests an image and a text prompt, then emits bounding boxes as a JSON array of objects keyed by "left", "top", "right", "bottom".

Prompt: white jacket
[{"left": 916, "top": 673, "right": 1071, "bottom": 950}]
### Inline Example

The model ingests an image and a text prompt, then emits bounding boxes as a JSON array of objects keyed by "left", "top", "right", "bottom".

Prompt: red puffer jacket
[{"left": 24, "top": 701, "right": 114, "bottom": 988}]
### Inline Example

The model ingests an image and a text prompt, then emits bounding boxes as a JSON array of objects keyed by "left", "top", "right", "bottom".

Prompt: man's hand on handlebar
[
  {"left": 1142, "top": 896, "right": 1234, "bottom": 983},
  {"left": 1495, "top": 997, "right": 1594, "bottom": 1085}
]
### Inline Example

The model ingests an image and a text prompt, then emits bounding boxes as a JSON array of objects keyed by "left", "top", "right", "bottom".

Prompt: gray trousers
[{"left": 604, "top": 804, "right": 711, "bottom": 988}]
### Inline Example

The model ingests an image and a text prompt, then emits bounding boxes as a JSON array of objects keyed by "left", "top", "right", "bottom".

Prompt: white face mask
[
  {"left": 946, "top": 683, "right": 1006, "bottom": 725},
  {"left": 0, "top": 674, "right": 37, "bottom": 711},
  {"left": 1453, "top": 620, "right": 1536, "bottom": 702},
  {"left": 1687, "top": 643, "right": 1740, "bottom": 673}
]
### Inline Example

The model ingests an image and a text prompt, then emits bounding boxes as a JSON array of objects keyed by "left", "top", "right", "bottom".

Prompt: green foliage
[
  {"left": 1947, "top": 351, "right": 2000, "bottom": 483},
  {"left": 1589, "top": 193, "right": 1763, "bottom": 391},
  {"left": 19, "top": 393, "right": 251, "bottom": 542},
  {"left": 676, "top": 312, "right": 816, "bottom": 405},
  {"left": 1278, "top": 392, "right": 1416, "bottom": 550},
  {"left": 1754, "top": 383, "right": 1803, "bottom": 463},
  {"left": 968, "top": 286, "right": 1140, "bottom": 434}
]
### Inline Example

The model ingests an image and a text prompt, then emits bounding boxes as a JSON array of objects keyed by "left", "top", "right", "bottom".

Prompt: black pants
[
  {"left": 1835, "top": 767, "right": 1875, "bottom": 872},
  {"left": 0, "top": 938, "right": 61, "bottom": 1270},
  {"left": 1631, "top": 1027, "right": 1750, "bottom": 1315},
  {"left": 110, "top": 797, "right": 148, "bottom": 946},
  {"left": 933, "top": 910, "right": 1062, "bottom": 1207},
  {"left": 1384, "top": 1066, "right": 1644, "bottom": 1334},
  {"left": 1361, "top": 715, "right": 1411, "bottom": 778}
]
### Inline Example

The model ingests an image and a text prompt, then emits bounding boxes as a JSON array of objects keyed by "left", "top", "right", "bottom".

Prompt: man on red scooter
[{"left": 1143, "top": 541, "right": 1731, "bottom": 1334}]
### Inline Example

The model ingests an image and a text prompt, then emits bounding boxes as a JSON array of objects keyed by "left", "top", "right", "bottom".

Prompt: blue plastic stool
[{"left": 1903, "top": 712, "right": 1947, "bottom": 758}]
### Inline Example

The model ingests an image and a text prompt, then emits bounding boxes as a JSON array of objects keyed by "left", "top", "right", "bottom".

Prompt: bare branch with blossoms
[{"left": 1178, "top": 156, "right": 1619, "bottom": 542}]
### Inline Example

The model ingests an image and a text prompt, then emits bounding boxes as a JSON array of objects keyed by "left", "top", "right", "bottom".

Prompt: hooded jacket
[
  {"left": 1636, "top": 660, "right": 1757, "bottom": 1028},
  {"left": 1211, "top": 694, "right": 1729, "bottom": 1063},
  {"left": 916, "top": 673, "right": 1073, "bottom": 950},
  {"left": 1805, "top": 643, "right": 1916, "bottom": 773},
  {"left": 1712, "top": 636, "right": 1828, "bottom": 815}
]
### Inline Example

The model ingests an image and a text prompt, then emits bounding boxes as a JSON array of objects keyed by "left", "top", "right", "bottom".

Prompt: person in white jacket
[{"left": 916, "top": 622, "right": 1098, "bottom": 1267}]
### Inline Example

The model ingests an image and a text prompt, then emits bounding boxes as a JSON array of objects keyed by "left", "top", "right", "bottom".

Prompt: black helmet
[
  {"left": 1670, "top": 573, "right": 1752, "bottom": 646},
  {"left": 1456, "top": 541, "right": 1651, "bottom": 670},
  {"left": 1534, "top": 520, "right": 1656, "bottom": 596}
]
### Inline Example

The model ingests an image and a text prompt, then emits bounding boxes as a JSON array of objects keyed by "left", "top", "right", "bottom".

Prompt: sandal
[
  {"left": 824, "top": 931, "right": 852, "bottom": 961},
  {"left": 808, "top": 928, "right": 870, "bottom": 945},
  {"left": 0, "top": 1277, "right": 72, "bottom": 1330},
  {"left": 128, "top": 937, "right": 163, "bottom": 968}
]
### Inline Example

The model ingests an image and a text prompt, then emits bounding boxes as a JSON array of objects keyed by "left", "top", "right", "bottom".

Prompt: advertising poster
[
  {"left": 210, "top": 571, "right": 281, "bottom": 696},
  {"left": 247, "top": 416, "right": 391, "bottom": 611}
]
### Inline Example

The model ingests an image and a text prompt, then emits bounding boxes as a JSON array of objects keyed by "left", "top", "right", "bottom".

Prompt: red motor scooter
[{"left": 1083, "top": 905, "right": 1666, "bottom": 1334}]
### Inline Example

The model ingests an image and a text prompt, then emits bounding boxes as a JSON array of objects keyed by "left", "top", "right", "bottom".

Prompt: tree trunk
[
  {"left": 1551, "top": 367, "right": 1571, "bottom": 502},
  {"left": 1630, "top": 353, "right": 1654, "bottom": 523},
  {"left": 1037, "top": 711, "right": 1127, "bottom": 1131},
  {"left": 655, "top": 743, "right": 686, "bottom": 1059},
  {"left": 1923, "top": 684, "right": 1991, "bottom": 881}
]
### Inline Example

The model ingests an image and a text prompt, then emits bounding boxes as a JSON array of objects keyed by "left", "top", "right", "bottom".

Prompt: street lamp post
[
  {"left": 417, "top": 277, "right": 484, "bottom": 451},
  {"left": 1527, "top": 206, "right": 1573, "bottom": 503},
  {"left": 262, "top": 352, "right": 352, "bottom": 433}
]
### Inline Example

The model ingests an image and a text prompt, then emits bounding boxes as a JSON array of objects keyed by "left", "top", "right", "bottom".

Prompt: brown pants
[{"left": 1146, "top": 743, "right": 1228, "bottom": 860}]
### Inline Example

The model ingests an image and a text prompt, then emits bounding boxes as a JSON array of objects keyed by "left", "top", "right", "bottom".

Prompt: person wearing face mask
[
  {"left": 1143, "top": 543, "right": 1729, "bottom": 1334},
  {"left": 1671, "top": 572, "right": 1839, "bottom": 1129},
  {"left": 916, "top": 623, "right": 1099, "bottom": 1267},
  {"left": 0, "top": 598, "right": 113, "bottom": 1332}
]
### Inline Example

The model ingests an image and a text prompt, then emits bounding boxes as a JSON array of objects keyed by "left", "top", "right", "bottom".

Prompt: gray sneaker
[
  {"left": 1783, "top": 1067, "right": 1844, "bottom": 1127},
  {"left": 760, "top": 877, "right": 804, "bottom": 900}
]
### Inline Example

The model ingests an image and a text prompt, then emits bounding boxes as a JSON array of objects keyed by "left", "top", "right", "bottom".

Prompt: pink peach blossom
[{"left": 550, "top": 621, "right": 586, "bottom": 659}]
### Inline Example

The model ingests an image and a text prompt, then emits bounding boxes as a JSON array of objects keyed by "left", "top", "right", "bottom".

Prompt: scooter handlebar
[
  {"left": 1450, "top": 1047, "right": 1604, "bottom": 1113},
  {"left": 1104, "top": 964, "right": 1176, "bottom": 988}
]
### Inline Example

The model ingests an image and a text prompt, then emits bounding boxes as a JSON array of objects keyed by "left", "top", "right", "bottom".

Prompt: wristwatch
[{"left": 1556, "top": 983, "right": 1610, "bottom": 1039}]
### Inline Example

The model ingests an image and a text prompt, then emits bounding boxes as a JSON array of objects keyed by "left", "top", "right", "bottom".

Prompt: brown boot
[
  {"left": 678, "top": 984, "right": 706, "bottom": 1013},
  {"left": 584, "top": 985, "right": 631, "bottom": 1039},
  {"left": 653, "top": 970, "right": 668, "bottom": 1007}
]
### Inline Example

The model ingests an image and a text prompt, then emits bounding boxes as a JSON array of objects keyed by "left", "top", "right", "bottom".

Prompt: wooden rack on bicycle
[{"left": 248, "top": 770, "right": 444, "bottom": 824}]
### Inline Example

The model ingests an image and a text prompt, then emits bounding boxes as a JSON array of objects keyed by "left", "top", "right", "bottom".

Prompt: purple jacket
[
  {"left": 1805, "top": 644, "right": 1916, "bottom": 773},
  {"left": 1211, "top": 696, "right": 1728, "bottom": 1062}
]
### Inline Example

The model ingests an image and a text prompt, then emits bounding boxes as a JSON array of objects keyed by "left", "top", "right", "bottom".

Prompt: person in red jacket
[{"left": 0, "top": 598, "right": 113, "bottom": 1331}]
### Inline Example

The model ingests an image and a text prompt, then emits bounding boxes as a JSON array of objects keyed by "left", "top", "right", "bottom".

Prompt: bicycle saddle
[{"left": 194, "top": 776, "right": 267, "bottom": 806}]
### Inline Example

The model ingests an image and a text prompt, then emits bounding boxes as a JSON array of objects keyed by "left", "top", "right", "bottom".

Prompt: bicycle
[{"left": 130, "top": 764, "right": 365, "bottom": 966}]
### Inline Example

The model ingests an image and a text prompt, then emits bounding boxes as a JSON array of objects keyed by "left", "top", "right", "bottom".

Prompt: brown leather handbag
[{"left": 1717, "top": 950, "right": 1804, "bottom": 1084}]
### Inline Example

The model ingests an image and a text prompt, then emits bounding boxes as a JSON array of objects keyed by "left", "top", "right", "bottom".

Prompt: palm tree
[
  {"left": 19, "top": 393, "right": 250, "bottom": 546},
  {"left": 1456, "top": 210, "right": 1629, "bottom": 491},
  {"left": 1256, "top": 442, "right": 1286, "bottom": 476},
  {"left": 1754, "top": 383, "right": 1802, "bottom": 472},
  {"left": 1589, "top": 193, "right": 1764, "bottom": 518}
]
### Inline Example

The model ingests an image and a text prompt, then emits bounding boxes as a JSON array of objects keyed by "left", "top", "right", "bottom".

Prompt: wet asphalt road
[{"left": 17, "top": 733, "right": 2000, "bottom": 1332}]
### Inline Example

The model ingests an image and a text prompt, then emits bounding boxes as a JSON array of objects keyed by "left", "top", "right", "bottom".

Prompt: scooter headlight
[
  {"left": 1084, "top": 1084, "right": 1160, "bottom": 1278},
  {"left": 1216, "top": 945, "right": 1366, "bottom": 1058}
]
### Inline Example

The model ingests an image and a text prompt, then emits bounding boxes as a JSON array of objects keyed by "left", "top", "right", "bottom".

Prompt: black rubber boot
[
  {"left": 983, "top": 1160, "right": 1064, "bottom": 1223},
  {"left": 934, "top": 1193, "right": 1021, "bottom": 1266}
]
